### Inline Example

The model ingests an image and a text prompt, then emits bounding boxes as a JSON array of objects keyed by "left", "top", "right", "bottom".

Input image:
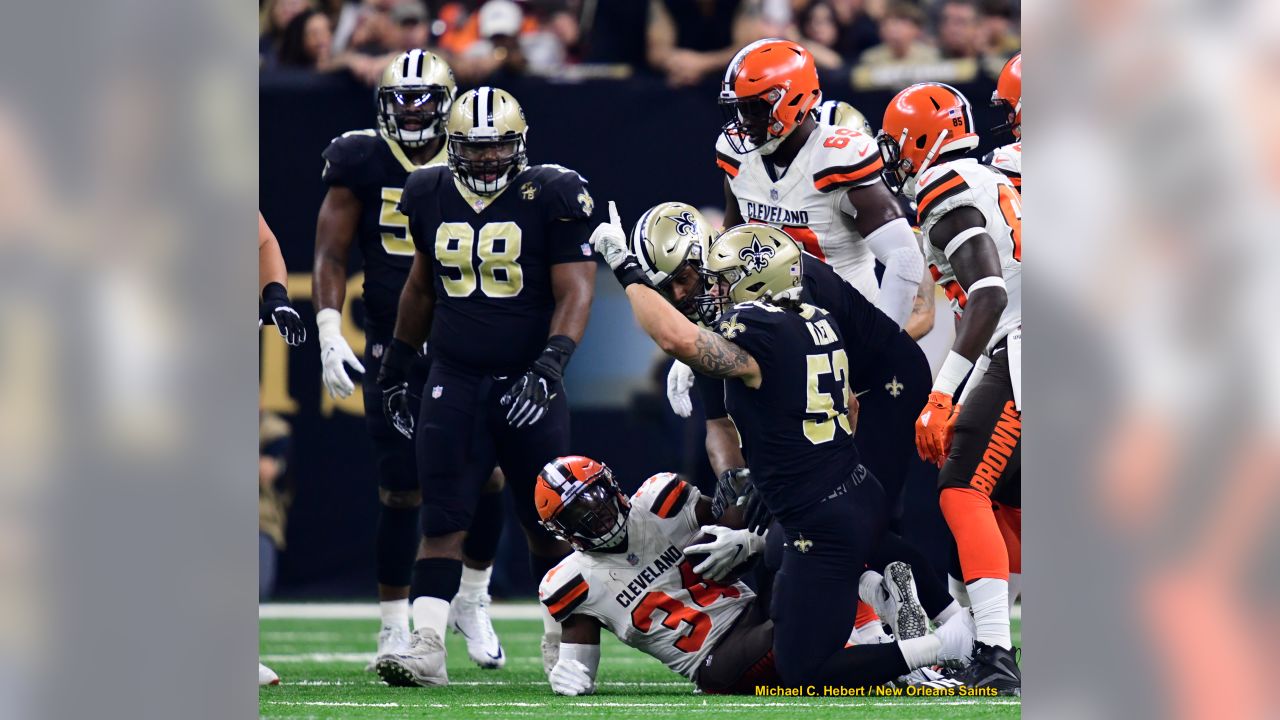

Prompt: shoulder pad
[
  {"left": 810, "top": 129, "right": 883, "bottom": 194},
  {"left": 321, "top": 130, "right": 382, "bottom": 186},
  {"left": 533, "top": 165, "right": 594, "bottom": 220},
  {"left": 985, "top": 144, "right": 1021, "bottom": 189},
  {"left": 398, "top": 164, "right": 451, "bottom": 217},
  {"left": 914, "top": 162, "right": 979, "bottom": 224},
  {"left": 538, "top": 555, "right": 589, "bottom": 622},
  {"left": 632, "top": 473, "right": 693, "bottom": 520},
  {"left": 715, "top": 134, "right": 742, "bottom": 179}
]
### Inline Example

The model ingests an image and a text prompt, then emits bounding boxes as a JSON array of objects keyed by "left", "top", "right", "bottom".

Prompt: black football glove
[
  {"left": 377, "top": 339, "right": 419, "bottom": 439},
  {"left": 501, "top": 335, "right": 576, "bottom": 428},
  {"left": 711, "top": 467, "right": 752, "bottom": 521},
  {"left": 261, "top": 282, "right": 306, "bottom": 346}
]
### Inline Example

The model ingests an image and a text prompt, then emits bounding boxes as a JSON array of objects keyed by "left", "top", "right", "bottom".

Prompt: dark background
[{"left": 259, "top": 69, "right": 1001, "bottom": 599}]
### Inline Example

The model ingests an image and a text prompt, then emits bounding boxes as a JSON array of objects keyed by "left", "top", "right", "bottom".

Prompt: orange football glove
[{"left": 915, "top": 391, "right": 960, "bottom": 466}]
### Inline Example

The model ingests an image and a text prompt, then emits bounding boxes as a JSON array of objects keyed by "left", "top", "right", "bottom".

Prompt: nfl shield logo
[
  {"left": 627, "top": 553, "right": 640, "bottom": 566},
  {"left": 431, "top": 385, "right": 443, "bottom": 399},
  {"left": 769, "top": 187, "right": 779, "bottom": 201},
  {"left": 581, "top": 242, "right": 592, "bottom": 257}
]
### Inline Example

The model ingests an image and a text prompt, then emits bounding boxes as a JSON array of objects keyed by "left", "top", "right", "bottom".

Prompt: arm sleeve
[
  {"left": 864, "top": 218, "right": 923, "bottom": 329},
  {"left": 559, "top": 643, "right": 600, "bottom": 680}
]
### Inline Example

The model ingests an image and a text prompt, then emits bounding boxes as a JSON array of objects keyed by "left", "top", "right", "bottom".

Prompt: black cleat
[{"left": 952, "top": 641, "right": 1021, "bottom": 696}]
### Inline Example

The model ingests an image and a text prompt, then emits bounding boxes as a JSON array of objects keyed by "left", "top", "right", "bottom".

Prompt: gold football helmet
[
  {"left": 377, "top": 50, "right": 456, "bottom": 148},
  {"left": 446, "top": 86, "right": 529, "bottom": 194},
  {"left": 629, "top": 202, "right": 716, "bottom": 321},
  {"left": 696, "top": 224, "right": 803, "bottom": 322},
  {"left": 815, "top": 99, "right": 873, "bottom": 136}
]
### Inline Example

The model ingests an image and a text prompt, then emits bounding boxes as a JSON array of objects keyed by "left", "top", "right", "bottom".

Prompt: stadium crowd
[{"left": 259, "top": 0, "right": 1019, "bottom": 85}]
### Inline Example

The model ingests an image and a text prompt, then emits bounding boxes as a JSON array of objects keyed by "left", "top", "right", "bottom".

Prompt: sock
[
  {"left": 409, "top": 557, "right": 463, "bottom": 637},
  {"left": 949, "top": 575, "right": 971, "bottom": 607},
  {"left": 967, "top": 577, "right": 1012, "bottom": 649},
  {"left": 897, "top": 634, "right": 941, "bottom": 670},
  {"left": 940, "top": 487, "right": 1010, "bottom": 581},
  {"left": 457, "top": 564, "right": 493, "bottom": 599},
  {"left": 376, "top": 504, "right": 419, "bottom": 587},
  {"left": 380, "top": 599, "right": 410, "bottom": 631},
  {"left": 932, "top": 599, "right": 962, "bottom": 626},
  {"left": 411, "top": 596, "right": 451, "bottom": 639},
  {"left": 1008, "top": 572, "right": 1022, "bottom": 613},
  {"left": 462, "top": 490, "right": 505, "bottom": 565},
  {"left": 857, "top": 571, "right": 884, "bottom": 610}
]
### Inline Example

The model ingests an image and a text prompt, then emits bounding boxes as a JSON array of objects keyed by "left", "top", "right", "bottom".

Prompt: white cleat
[
  {"left": 376, "top": 628, "right": 449, "bottom": 687},
  {"left": 541, "top": 631, "right": 561, "bottom": 677},
  {"left": 881, "top": 561, "right": 928, "bottom": 641},
  {"left": 365, "top": 624, "right": 411, "bottom": 671},
  {"left": 933, "top": 609, "right": 977, "bottom": 669},
  {"left": 449, "top": 593, "right": 505, "bottom": 669},
  {"left": 258, "top": 662, "right": 280, "bottom": 686}
]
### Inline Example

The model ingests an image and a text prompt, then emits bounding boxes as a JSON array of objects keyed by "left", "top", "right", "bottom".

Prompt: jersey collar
[{"left": 383, "top": 136, "right": 447, "bottom": 173}]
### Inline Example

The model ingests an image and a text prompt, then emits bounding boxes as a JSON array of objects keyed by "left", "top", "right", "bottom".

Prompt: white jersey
[
  {"left": 538, "top": 473, "right": 755, "bottom": 680},
  {"left": 984, "top": 142, "right": 1022, "bottom": 192},
  {"left": 916, "top": 158, "right": 1022, "bottom": 353},
  {"left": 717, "top": 121, "right": 886, "bottom": 299}
]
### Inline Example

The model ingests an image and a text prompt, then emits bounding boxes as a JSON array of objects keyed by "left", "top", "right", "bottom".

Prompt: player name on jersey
[
  {"left": 744, "top": 202, "right": 810, "bottom": 226},
  {"left": 614, "top": 545, "right": 683, "bottom": 609}
]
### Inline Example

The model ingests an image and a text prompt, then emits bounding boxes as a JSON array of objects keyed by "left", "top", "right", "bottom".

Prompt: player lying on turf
[{"left": 534, "top": 455, "right": 975, "bottom": 696}]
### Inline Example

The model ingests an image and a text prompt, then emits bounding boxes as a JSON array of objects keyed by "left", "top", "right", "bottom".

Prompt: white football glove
[
  {"left": 683, "top": 525, "right": 766, "bottom": 582},
  {"left": 548, "top": 658, "right": 596, "bottom": 696},
  {"left": 316, "top": 309, "right": 365, "bottom": 398},
  {"left": 666, "top": 361, "right": 695, "bottom": 418},
  {"left": 587, "top": 201, "right": 629, "bottom": 270}
]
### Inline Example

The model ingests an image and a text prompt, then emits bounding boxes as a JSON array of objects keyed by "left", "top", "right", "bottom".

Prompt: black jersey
[
  {"left": 694, "top": 254, "right": 902, "bottom": 419},
  {"left": 717, "top": 301, "right": 862, "bottom": 521},
  {"left": 321, "top": 130, "right": 446, "bottom": 334},
  {"left": 399, "top": 164, "right": 597, "bottom": 375}
]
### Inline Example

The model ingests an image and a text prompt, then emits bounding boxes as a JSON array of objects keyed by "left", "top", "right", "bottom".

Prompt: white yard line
[
  {"left": 281, "top": 680, "right": 689, "bottom": 688},
  {"left": 263, "top": 700, "right": 1020, "bottom": 708}
]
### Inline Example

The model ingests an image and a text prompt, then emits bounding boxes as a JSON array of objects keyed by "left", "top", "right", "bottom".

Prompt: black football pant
[
  {"left": 771, "top": 466, "right": 911, "bottom": 687},
  {"left": 415, "top": 359, "right": 568, "bottom": 549}
]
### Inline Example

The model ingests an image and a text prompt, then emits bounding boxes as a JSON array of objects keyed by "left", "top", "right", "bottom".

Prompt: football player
[
  {"left": 535, "top": 456, "right": 975, "bottom": 695},
  {"left": 259, "top": 212, "right": 305, "bottom": 346},
  {"left": 591, "top": 216, "right": 972, "bottom": 688},
  {"left": 879, "top": 82, "right": 1023, "bottom": 695},
  {"left": 985, "top": 53, "right": 1022, "bottom": 192},
  {"left": 714, "top": 40, "right": 935, "bottom": 546},
  {"left": 312, "top": 50, "right": 508, "bottom": 671},
  {"left": 631, "top": 202, "right": 964, "bottom": 659},
  {"left": 985, "top": 51, "right": 1022, "bottom": 613},
  {"left": 373, "top": 87, "right": 599, "bottom": 687}
]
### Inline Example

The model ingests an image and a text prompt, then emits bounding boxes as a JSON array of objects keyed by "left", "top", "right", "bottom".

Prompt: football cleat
[
  {"left": 365, "top": 624, "right": 411, "bottom": 672},
  {"left": 375, "top": 628, "right": 449, "bottom": 687},
  {"left": 541, "top": 631, "right": 561, "bottom": 677},
  {"left": 449, "top": 593, "right": 506, "bottom": 669},
  {"left": 932, "top": 609, "right": 977, "bottom": 668},
  {"left": 881, "top": 561, "right": 929, "bottom": 641},
  {"left": 258, "top": 662, "right": 280, "bottom": 686},
  {"left": 951, "top": 641, "right": 1021, "bottom": 696},
  {"left": 896, "top": 665, "right": 960, "bottom": 688}
]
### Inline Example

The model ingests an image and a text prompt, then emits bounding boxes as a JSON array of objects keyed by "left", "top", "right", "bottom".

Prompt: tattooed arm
[{"left": 623, "top": 284, "right": 762, "bottom": 388}]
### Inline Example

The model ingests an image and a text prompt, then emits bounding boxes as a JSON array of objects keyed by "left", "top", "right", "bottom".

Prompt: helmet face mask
[
  {"left": 377, "top": 85, "right": 452, "bottom": 148},
  {"left": 448, "top": 136, "right": 526, "bottom": 195},
  {"left": 536, "top": 456, "right": 630, "bottom": 553},
  {"left": 719, "top": 91, "right": 783, "bottom": 154}
]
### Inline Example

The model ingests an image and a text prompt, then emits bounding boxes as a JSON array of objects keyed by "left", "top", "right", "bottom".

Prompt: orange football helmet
[
  {"left": 877, "top": 83, "right": 980, "bottom": 196},
  {"left": 992, "top": 53, "right": 1021, "bottom": 139},
  {"left": 535, "top": 456, "right": 630, "bottom": 551},
  {"left": 719, "top": 39, "right": 822, "bottom": 154}
]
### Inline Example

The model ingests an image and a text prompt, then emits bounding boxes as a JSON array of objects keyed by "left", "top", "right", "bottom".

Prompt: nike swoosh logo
[
  {"left": 855, "top": 389, "right": 871, "bottom": 397},
  {"left": 857, "top": 144, "right": 873, "bottom": 158}
]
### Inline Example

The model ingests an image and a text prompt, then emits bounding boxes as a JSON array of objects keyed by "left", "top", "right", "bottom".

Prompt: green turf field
[{"left": 259, "top": 606, "right": 1020, "bottom": 719}]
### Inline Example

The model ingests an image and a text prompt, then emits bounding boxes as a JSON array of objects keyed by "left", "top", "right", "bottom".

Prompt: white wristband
[
  {"left": 932, "top": 350, "right": 974, "bottom": 396},
  {"left": 560, "top": 642, "right": 601, "bottom": 679},
  {"left": 315, "top": 308, "right": 343, "bottom": 340}
]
